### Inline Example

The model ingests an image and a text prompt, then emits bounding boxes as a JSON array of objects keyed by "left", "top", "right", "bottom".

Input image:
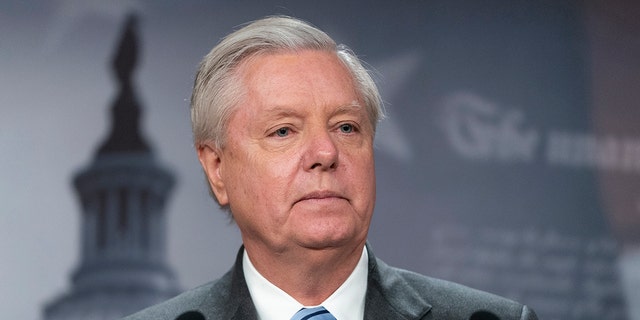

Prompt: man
[{"left": 124, "top": 16, "right": 537, "bottom": 320}]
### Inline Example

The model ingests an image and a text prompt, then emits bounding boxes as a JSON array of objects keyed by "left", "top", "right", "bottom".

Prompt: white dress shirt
[{"left": 243, "top": 247, "right": 368, "bottom": 320}]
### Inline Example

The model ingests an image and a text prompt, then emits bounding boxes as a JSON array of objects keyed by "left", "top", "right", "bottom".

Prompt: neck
[{"left": 244, "top": 240, "right": 366, "bottom": 305}]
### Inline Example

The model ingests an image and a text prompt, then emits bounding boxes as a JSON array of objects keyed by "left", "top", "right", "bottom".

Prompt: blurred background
[{"left": 2, "top": 1, "right": 639, "bottom": 319}]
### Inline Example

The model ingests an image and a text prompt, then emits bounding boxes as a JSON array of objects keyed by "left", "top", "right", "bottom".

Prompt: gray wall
[{"left": 2, "top": 1, "right": 639, "bottom": 319}]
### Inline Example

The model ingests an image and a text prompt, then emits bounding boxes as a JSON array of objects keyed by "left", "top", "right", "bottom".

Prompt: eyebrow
[
  {"left": 262, "top": 101, "right": 364, "bottom": 118},
  {"left": 331, "top": 102, "right": 365, "bottom": 117},
  {"left": 261, "top": 106, "right": 304, "bottom": 119}
]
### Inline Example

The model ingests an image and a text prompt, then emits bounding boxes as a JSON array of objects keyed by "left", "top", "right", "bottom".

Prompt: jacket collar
[
  {"left": 198, "top": 245, "right": 258, "bottom": 320},
  {"left": 364, "top": 245, "right": 432, "bottom": 320},
  {"left": 198, "top": 244, "right": 432, "bottom": 320}
]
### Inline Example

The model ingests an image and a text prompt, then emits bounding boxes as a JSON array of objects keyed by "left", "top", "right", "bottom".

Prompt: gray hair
[{"left": 190, "top": 15, "right": 384, "bottom": 150}]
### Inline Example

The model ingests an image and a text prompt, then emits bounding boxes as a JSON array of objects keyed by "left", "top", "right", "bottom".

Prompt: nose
[{"left": 303, "top": 129, "right": 338, "bottom": 171}]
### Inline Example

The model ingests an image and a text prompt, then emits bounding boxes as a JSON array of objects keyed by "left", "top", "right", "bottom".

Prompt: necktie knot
[{"left": 290, "top": 306, "right": 337, "bottom": 320}]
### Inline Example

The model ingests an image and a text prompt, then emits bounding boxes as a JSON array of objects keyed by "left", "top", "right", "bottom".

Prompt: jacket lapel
[
  {"left": 364, "top": 245, "right": 432, "bottom": 320},
  {"left": 198, "top": 246, "right": 259, "bottom": 320},
  {"left": 198, "top": 245, "right": 431, "bottom": 320}
]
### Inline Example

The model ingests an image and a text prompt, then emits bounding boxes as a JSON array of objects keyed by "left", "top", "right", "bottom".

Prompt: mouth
[{"left": 295, "top": 190, "right": 347, "bottom": 204}]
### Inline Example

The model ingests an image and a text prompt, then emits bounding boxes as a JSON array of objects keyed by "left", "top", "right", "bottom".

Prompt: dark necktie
[{"left": 290, "top": 306, "right": 337, "bottom": 320}]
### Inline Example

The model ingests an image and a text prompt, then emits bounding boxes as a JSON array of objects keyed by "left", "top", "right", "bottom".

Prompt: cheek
[
  {"left": 234, "top": 151, "right": 299, "bottom": 205},
  {"left": 222, "top": 148, "right": 262, "bottom": 205},
  {"left": 344, "top": 150, "right": 376, "bottom": 198},
  {"left": 359, "top": 163, "right": 376, "bottom": 200}
]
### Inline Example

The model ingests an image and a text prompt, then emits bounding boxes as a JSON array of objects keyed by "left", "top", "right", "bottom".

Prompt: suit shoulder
[
  {"left": 393, "top": 266, "right": 515, "bottom": 304},
  {"left": 373, "top": 258, "right": 537, "bottom": 319},
  {"left": 122, "top": 276, "right": 231, "bottom": 320}
]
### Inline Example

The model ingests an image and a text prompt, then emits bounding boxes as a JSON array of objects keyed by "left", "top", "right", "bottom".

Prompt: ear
[{"left": 197, "top": 144, "right": 229, "bottom": 206}]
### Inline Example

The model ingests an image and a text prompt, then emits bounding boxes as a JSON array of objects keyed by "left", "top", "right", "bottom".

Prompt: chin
[{"left": 296, "top": 231, "right": 360, "bottom": 250}]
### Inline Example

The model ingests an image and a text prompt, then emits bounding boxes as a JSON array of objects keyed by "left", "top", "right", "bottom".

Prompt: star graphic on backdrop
[{"left": 373, "top": 51, "right": 423, "bottom": 163}]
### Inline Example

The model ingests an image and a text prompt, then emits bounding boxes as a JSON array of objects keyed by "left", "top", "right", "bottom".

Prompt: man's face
[{"left": 200, "top": 50, "right": 376, "bottom": 252}]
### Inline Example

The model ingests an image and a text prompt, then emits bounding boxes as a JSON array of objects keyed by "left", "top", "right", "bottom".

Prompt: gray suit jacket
[{"left": 123, "top": 246, "right": 537, "bottom": 319}]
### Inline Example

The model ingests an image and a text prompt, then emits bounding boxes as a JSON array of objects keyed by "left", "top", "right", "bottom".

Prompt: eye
[
  {"left": 339, "top": 123, "right": 354, "bottom": 133},
  {"left": 274, "top": 127, "right": 290, "bottom": 137}
]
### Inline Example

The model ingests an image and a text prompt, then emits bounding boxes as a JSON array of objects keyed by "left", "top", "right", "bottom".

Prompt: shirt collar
[{"left": 243, "top": 247, "right": 369, "bottom": 320}]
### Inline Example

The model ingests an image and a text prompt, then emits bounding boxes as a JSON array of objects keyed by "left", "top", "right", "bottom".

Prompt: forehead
[{"left": 236, "top": 50, "right": 360, "bottom": 106}]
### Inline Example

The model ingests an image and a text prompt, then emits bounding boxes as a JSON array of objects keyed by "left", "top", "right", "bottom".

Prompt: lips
[{"left": 295, "top": 190, "right": 347, "bottom": 204}]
